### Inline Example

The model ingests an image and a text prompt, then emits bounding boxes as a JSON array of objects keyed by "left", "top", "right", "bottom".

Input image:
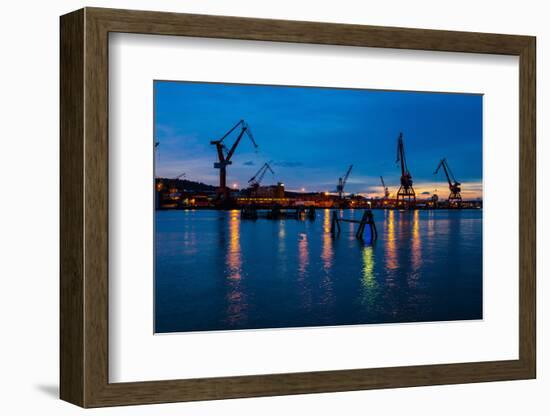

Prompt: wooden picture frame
[{"left": 60, "top": 7, "right": 536, "bottom": 408}]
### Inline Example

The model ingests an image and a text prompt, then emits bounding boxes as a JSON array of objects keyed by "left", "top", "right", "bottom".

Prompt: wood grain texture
[
  {"left": 89, "top": 7, "right": 532, "bottom": 54},
  {"left": 518, "top": 38, "right": 536, "bottom": 375},
  {"left": 59, "top": 8, "right": 85, "bottom": 407},
  {"left": 59, "top": 7, "right": 537, "bottom": 408},
  {"left": 83, "top": 11, "right": 110, "bottom": 406}
]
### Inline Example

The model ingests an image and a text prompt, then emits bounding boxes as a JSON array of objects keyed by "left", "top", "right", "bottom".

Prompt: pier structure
[
  {"left": 241, "top": 206, "right": 316, "bottom": 220},
  {"left": 331, "top": 210, "right": 378, "bottom": 242}
]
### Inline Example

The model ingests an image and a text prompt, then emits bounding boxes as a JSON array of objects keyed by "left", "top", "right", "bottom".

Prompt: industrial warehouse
[{"left": 155, "top": 120, "right": 482, "bottom": 212}]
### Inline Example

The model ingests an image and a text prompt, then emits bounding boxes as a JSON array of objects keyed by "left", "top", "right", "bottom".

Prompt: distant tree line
[{"left": 156, "top": 178, "right": 217, "bottom": 193}]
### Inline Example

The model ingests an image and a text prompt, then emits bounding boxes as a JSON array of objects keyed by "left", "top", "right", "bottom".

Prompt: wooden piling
[{"left": 332, "top": 209, "right": 377, "bottom": 242}]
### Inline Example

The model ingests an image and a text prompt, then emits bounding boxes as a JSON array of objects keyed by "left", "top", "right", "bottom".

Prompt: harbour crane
[
  {"left": 211, "top": 120, "right": 258, "bottom": 199},
  {"left": 434, "top": 158, "right": 462, "bottom": 206},
  {"left": 395, "top": 132, "right": 416, "bottom": 207},
  {"left": 174, "top": 172, "right": 186, "bottom": 180},
  {"left": 154, "top": 139, "right": 162, "bottom": 189},
  {"left": 380, "top": 176, "right": 390, "bottom": 199},
  {"left": 248, "top": 162, "right": 274, "bottom": 188},
  {"left": 154, "top": 139, "right": 160, "bottom": 178},
  {"left": 336, "top": 165, "right": 353, "bottom": 199}
]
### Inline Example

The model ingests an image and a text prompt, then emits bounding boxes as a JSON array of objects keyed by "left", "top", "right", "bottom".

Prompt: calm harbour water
[{"left": 155, "top": 209, "right": 482, "bottom": 333}]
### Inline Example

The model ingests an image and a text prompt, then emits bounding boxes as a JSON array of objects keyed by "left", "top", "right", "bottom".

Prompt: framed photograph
[{"left": 60, "top": 7, "right": 536, "bottom": 407}]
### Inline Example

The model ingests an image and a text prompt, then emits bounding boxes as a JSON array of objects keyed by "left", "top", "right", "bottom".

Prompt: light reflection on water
[
  {"left": 155, "top": 209, "right": 482, "bottom": 333},
  {"left": 298, "top": 233, "right": 309, "bottom": 278},
  {"left": 226, "top": 210, "right": 241, "bottom": 281},
  {"left": 410, "top": 210, "right": 422, "bottom": 287},
  {"left": 225, "top": 210, "right": 246, "bottom": 325},
  {"left": 297, "top": 232, "right": 312, "bottom": 311},
  {"left": 321, "top": 209, "right": 333, "bottom": 271},
  {"left": 386, "top": 210, "right": 397, "bottom": 269},
  {"left": 359, "top": 245, "right": 377, "bottom": 309}
]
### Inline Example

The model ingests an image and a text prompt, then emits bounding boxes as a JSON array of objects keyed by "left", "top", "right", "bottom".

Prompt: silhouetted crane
[
  {"left": 395, "top": 132, "right": 416, "bottom": 207},
  {"left": 211, "top": 120, "right": 258, "bottom": 199},
  {"left": 154, "top": 139, "right": 160, "bottom": 179},
  {"left": 248, "top": 162, "right": 275, "bottom": 188},
  {"left": 380, "top": 176, "right": 390, "bottom": 199},
  {"left": 248, "top": 162, "right": 274, "bottom": 188},
  {"left": 434, "top": 158, "right": 462, "bottom": 206},
  {"left": 174, "top": 172, "right": 186, "bottom": 180},
  {"left": 336, "top": 165, "right": 353, "bottom": 199}
]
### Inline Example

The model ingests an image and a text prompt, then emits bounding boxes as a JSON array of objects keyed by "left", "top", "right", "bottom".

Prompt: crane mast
[
  {"left": 395, "top": 132, "right": 416, "bottom": 207},
  {"left": 434, "top": 158, "right": 462, "bottom": 206},
  {"left": 211, "top": 120, "right": 258, "bottom": 200},
  {"left": 337, "top": 165, "right": 353, "bottom": 199}
]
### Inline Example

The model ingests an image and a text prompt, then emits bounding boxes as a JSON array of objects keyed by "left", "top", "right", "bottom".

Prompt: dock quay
[
  {"left": 241, "top": 206, "right": 316, "bottom": 220},
  {"left": 155, "top": 123, "right": 483, "bottom": 213}
]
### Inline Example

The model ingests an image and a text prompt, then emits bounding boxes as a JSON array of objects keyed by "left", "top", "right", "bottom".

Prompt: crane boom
[
  {"left": 248, "top": 162, "right": 274, "bottom": 187},
  {"left": 446, "top": 162, "right": 458, "bottom": 184},
  {"left": 396, "top": 132, "right": 409, "bottom": 177},
  {"left": 380, "top": 176, "right": 389, "bottom": 199},
  {"left": 336, "top": 165, "right": 353, "bottom": 199},
  {"left": 174, "top": 172, "right": 186, "bottom": 180},
  {"left": 343, "top": 165, "right": 353, "bottom": 187},
  {"left": 154, "top": 139, "right": 160, "bottom": 178},
  {"left": 217, "top": 120, "right": 244, "bottom": 142},
  {"left": 434, "top": 159, "right": 452, "bottom": 187}
]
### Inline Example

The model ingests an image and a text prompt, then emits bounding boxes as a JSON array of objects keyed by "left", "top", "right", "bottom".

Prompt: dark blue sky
[{"left": 154, "top": 81, "right": 482, "bottom": 198}]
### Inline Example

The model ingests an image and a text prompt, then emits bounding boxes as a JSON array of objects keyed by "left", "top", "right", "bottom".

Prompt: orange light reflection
[
  {"left": 320, "top": 209, "right": 334, "bottom": 306},
  {"left": 386, "top": 210, "right": 398, "bottom": 271},
  {"left": 225, "top": 210, "right": 246, "bottom": 324},
  {"left": 298, "top": 233, "right": 309, "bottom": 278},
  {"left": 410, "top": 210, "right": 422, "bottom": 287},
  {"left": 321, "top": 210, "right": 334, "bottom": 271}
]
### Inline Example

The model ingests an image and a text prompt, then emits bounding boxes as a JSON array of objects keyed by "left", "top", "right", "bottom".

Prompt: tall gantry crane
[
  {"left": 248, "top": 162, "right": 274, "bottom": 188},
  {"left": 434, "top": 158, "right": 462, "bottom": 206},
  {"left": 211, "top": 120, "right": 258, "bottom": 199},
  {"left": 380, "top": 176, "right": 390, "bottom": 199},
  {"left": 336, "top": 165, "right": 353, "bottom": 199},
  {"left": 395, "top": 132, "right": 416, "bottom": 207}
]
